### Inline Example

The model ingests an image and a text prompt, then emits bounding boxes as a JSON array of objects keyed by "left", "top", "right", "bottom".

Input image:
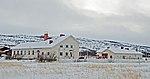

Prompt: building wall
[
  {"left": 103, "top": 50, "right": 142, "bottom": 59},
  {"left": 53, "top": 36, "right": 79, "bottom": 60},
  {"left": 12, "top": 48, "right": 46, "bottom": 59},
  {"left": 113, "top": 54, "right": 142, "bottom": 59},
  {"left": 11, "top": 36, "right": 79, "bottom": 60}
]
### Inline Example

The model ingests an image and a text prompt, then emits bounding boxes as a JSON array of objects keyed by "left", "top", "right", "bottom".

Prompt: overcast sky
[{"left": 0, "top": 0, "right": 150, "bottom": 46}]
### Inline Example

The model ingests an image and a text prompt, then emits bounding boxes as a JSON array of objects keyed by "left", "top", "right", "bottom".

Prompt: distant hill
[
  {"left": 0, "top": 34, "right": 43, "bottom": 47},
  {"left": 77, "top": 37, "right": 150, "bottom": 54},
  {"left": 0, "top": 34, "right": 150, "bottom": 53}
]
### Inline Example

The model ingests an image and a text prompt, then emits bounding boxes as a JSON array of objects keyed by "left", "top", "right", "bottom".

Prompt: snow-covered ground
[{"left": 0, "top": 61, "right": 150, "bottom": 79}]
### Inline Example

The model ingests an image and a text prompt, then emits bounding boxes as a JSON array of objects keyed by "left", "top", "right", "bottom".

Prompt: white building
[
  {"left": 98, "top": 47, "right": 143, "bottom": 59},
  {"left": 11, "top": 35, "right": 80, "bottom": 60}
]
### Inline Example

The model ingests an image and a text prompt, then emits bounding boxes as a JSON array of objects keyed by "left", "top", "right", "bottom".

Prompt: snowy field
[{"left": 0, "top": 60, "right": 150, "bottom": 79}]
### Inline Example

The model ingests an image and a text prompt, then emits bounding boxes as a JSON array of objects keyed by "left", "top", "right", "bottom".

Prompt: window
[
  {"left": 14, "top": 51, "right": 16, "bottom": 55},
  {"left": 66, "top": 52, "right": 68, "bottom": 56},
  {"left": 20, "top": 51, "right": 23, "bottom": 55},
  {"left": 110, "top": 55, "right": 112, "bottom": 58},
  {"left": 42, "top": 52, "right": 44, "bottom": 55},
  {"left": 17, "top": 51, "right": 19, "bottom": 55},
  {"left": 32, "top": 50, "right": 34, "bottom": 55},
  {"left": 60, "top": 52, "right": 63, "bottom": 56},
  {"left": 24, "top": 50, "right": 26, "bottom": 55},
  {"left": 47, "top": 52, "right": 50, "bottom": 55},
  {"left": 66, "top": 45, "right": 68, "bottom": 48},
  {"left": 37, "top": 50, "right": 40, "bottom": 53},
  {"left": 70, "top": 45, "right": 73, "bottom": 48},
  {"left": 28, "top": 51, "right": 30, "bottom": 55},
  {"left": 60, "top": 45, "right": 63, "bottom": 48}
]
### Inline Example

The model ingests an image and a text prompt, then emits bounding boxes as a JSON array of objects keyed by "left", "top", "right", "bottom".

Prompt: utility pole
[{"left": 87, "top": 49, "right": 88, "bottom": 59}]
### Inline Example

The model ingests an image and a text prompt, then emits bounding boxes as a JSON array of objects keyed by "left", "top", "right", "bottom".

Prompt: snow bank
[{"left": 0, "top": 62, "right": 150, "bottom": 79}]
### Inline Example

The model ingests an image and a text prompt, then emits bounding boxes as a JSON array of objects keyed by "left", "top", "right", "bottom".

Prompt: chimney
[
  {"left": 60, "top": 33, "right": 65, "bottom": 37},
  {"left": 44, "top": 33, "right": 48, "bottom": 41},
  {"left": 49, "top": 40, "right": 53, "bottom": 44}
]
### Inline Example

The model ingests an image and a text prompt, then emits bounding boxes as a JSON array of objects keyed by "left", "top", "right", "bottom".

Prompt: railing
[{"left": 87, "top": 58, "right": 146, "bottom": 63}]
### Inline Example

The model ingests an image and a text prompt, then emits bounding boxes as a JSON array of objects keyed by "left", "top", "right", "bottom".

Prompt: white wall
[
  {"left": 54, "top": 36, "right": 79, "bottom": 60},
  {"left": 11, "top": 36, "right": 80, "bottom": 60},
  {"left": 104, "top": 50, "right": 142, "bottom": 59}
]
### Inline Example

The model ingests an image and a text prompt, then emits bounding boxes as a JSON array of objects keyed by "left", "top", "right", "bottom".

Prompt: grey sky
[{"left": 0, "top": 0, "right": 150, "bottom": 46}]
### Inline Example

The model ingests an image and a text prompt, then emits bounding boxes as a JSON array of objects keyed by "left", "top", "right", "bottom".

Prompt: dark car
[{"left": 76, "top": 56, "right": 87, "bottom": 62}]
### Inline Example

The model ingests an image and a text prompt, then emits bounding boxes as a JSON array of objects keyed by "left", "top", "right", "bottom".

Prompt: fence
[
  {"left": 58, "top": 58, "right": 148, "bottom": 63},
  {"left": 87, "top": 58, "right": 146, "bottom": 63}
]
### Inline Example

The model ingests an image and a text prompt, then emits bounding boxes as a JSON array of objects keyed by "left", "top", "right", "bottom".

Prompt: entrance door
[
  {"left": 123, "top": 56, "right": 125, "bottom": 59},
  {"left": 70, "top": 52, "right": 72, "bottom": 57},
  {"left": 102, "top": 53, "right": 108, "bottom": 59}
]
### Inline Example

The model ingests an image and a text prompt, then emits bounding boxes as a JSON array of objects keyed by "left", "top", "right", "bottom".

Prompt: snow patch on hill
[{"left": 0, "top": 34, "right": 150, "bottom": 53}]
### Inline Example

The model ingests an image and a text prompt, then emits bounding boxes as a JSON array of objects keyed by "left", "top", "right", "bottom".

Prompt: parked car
[{"left": 76, "top": 56, "right": 87, "bottom": 62}]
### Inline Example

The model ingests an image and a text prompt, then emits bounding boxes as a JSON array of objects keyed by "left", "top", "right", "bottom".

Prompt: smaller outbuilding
[{"left": 97, "top": 47, "right": 143, "bottom": 59}]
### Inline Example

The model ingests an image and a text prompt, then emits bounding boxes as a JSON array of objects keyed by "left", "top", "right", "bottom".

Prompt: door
[
  {"left": 123, "top": 56, "right": 125, "bottom": 59},
  {"left": 102, "top": 53, "right": 108, "bottom": 59}
]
